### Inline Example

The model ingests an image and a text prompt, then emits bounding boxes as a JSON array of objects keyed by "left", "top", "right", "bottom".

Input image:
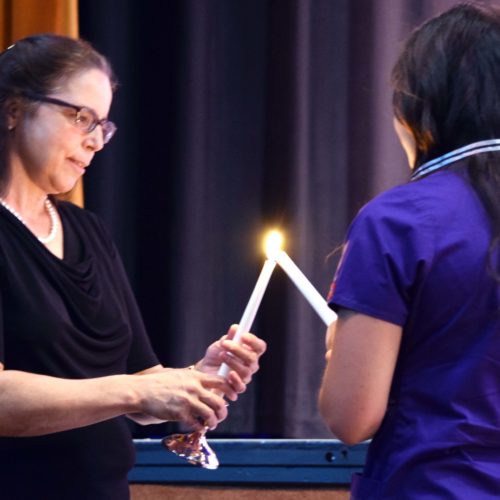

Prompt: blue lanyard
[{"left": 411, "top": 139, "right": 500, "bottom": 181}]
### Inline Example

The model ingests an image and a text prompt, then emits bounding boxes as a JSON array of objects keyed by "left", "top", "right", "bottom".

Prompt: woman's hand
[
  {"left": 195, "top": 325, "right": 267, "bottom": 401},
  {"left": 132, "top": 367, "right": 231, "bottom": 431}
]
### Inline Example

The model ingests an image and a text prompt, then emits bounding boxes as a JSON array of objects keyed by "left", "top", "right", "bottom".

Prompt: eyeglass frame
[{"left": 21, "top": 92, "right": 117, "bottom": 144}]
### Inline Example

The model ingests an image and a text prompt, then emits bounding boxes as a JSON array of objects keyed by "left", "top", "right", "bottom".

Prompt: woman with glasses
[
  {"left": 319, "top": 3, "right": 500, "bottom": 499},
  {"left": 0, "top": 34, "right": 266, "bottom": 499}
]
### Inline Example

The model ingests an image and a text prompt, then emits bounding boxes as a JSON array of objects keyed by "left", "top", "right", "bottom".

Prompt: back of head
[{"left": 392, "top": 3, "right": 500, "bottom": 167}]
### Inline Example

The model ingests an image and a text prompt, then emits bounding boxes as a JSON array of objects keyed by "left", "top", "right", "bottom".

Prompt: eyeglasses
[{"left": 22, "top": 92, "right": 117, "bottom": 144}]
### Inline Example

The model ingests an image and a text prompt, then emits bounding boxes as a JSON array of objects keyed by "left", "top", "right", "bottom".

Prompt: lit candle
[
  {"left": 266, "top": 230, "right": 337, "bottom": 326},
  {"left": 217, "top": 232, "right": 282, "bottom": 378}
]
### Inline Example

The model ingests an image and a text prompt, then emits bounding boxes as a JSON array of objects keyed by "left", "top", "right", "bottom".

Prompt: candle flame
[{"left": 264, "top": 230, "right": 284, "bottom": 259}]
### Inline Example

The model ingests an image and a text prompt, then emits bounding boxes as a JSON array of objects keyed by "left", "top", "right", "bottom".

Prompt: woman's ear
[{"left": 5, "top": 97, "right": 22, "bottom": 130}]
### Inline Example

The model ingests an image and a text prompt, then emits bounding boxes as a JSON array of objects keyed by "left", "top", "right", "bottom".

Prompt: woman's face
[
  {"left": 8, "top": 68, "right": 113, "bottom": 195},
  {"left": 393, "top": 117, "right": 416, "bottom": 169}
]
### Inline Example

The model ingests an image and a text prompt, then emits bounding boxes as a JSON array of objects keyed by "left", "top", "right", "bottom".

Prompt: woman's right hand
[{"left": 132, "top": 367, "right": 230, "bottom": 430}]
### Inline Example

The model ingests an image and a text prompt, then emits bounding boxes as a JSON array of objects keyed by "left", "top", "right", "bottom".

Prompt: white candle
[
  {"left": 268, "top": 240, "right": 337, "bottom": 326},
  {"left": 218, "top": 257, "right": 277, "bottom": 378}
]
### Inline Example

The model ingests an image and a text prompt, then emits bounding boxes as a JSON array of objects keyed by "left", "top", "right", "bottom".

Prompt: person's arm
[
  {"left": 318, "top": 309, "right": 402, "bottom": 445},
  {"left": 0, "top": 362, "right": 232, "bottom": 436}
]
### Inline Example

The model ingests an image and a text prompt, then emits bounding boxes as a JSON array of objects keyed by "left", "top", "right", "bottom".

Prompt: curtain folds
[{"left": 79, "top": 0, "right": 484, "bottom": 439}]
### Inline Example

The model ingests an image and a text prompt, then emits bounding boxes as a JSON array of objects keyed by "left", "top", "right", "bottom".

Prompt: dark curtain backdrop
[{"left": 79, "top": 0, "right": 478, "bottom": 438}]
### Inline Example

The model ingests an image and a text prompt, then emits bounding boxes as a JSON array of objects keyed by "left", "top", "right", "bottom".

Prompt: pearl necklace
[{"left": 0, "top": 197, "right": 59, "bottom": 244}]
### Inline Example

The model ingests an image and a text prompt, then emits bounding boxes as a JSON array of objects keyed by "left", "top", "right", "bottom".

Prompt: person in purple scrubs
[{"left": 318, "top": 4, "right": 500, "bottom": 499}]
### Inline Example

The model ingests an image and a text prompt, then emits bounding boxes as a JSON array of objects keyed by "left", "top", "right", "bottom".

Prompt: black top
[{"left": 0, "top": 201, "right": 159, "bottom": 500}]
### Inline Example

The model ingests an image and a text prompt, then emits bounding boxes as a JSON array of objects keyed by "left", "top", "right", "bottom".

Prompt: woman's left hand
[{"left": 195, "top": 325, "right": 267, "bottom": 401}]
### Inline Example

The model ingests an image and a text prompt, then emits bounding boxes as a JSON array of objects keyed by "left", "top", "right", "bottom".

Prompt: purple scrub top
[{"left": 329, "top": 166, "right": 500, "bottom": 499}]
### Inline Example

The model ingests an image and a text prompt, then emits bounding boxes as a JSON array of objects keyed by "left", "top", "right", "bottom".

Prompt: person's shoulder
[
  {"left": 357, "top": 170, "right": 466, "bottom": 225},
  {"left": 354, "top": 178, "right": 420, "bottom": 227}
]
